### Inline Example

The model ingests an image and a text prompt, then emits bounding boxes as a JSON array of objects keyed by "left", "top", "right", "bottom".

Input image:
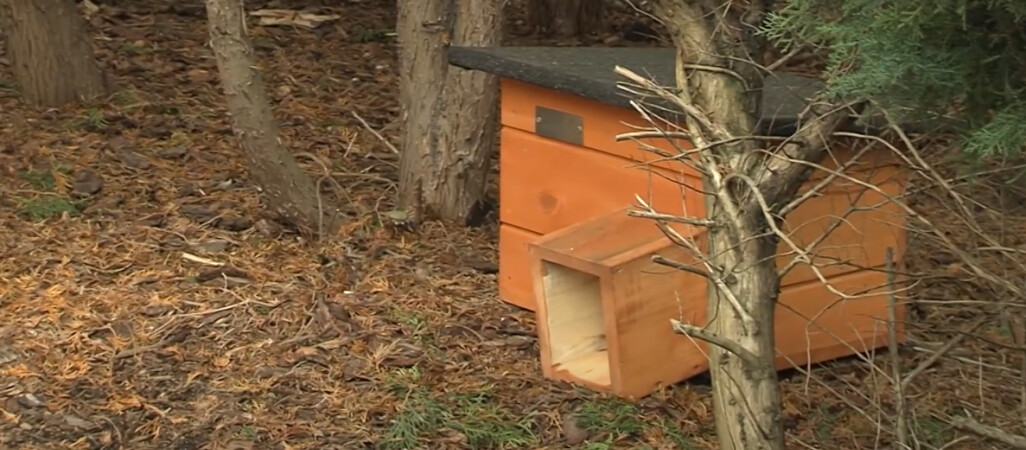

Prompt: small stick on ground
[
  {"left": 352, "top": 111, "right": 399, "bottom": 154},
  {"left": 1006, "top": 310, "right": 1026, "bottom": 426},
  {"left": 901, "top": 316, "right": 988, "bottom": 390},
  {"left": 886, "top": 247, "right": 909, "bottom": 449},
  {"left": 950, "top": 415, "right": 1026, "bottom": 449}
]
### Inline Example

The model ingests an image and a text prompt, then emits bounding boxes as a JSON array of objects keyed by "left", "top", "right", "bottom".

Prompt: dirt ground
[{"left": 0, "top": 1, "right": 1022, "bottom": 449}]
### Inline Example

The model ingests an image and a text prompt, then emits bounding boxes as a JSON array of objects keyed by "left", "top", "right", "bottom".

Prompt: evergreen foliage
[{"left": 763, "top": 0, "right": 1026, "bottom": 157}]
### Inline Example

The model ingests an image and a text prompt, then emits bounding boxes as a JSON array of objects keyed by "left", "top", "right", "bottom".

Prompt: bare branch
[
  {"left": 616, "top": 130, "right": 693, "bottom": 141},
  {"left": 950, "top": 416, "right": 1026, "bottom": 449},
  {"left": 626, "top": 208, "right": 716, "bottom": 227},
  {"left": 681, "top": 63, "right": 750, "bottom": 88},
  {"left": 633, "top": 195, "right": 755, "bottom": 326},
  {"left": 777, "top": 140, "right": 876, "bottom": 216},
  {"left": 886, "top": 247, "right": 909, "bottom": 449},
  {"left": 351, "top": 111, "right": 398, "bottom": 154},
  {"left": 819, "top": 132, "right": 1024, "bottom": 297},
  {"left": 615, "top": 67, "right": 723, "bottom": 141},
  {"left": 652, "top": 254, "right": 712, "bottom": 278},
  {"left": 747, "top": 102, "right": 854, "bottom": 210},
  {"left": 764, "top": 46, "right": 804, "bottom": 72},
  {"left": 621, "top": 89, "right": 747, "bottom": 257},
  {"left": 726, "top": 172, "right": 875, "bottom": 301},
  {"left": 777, "top": 191, "right": 872, "bottom": 278},
  {"left": 671, "top": 319, "right": 760, "bottom": 365}
]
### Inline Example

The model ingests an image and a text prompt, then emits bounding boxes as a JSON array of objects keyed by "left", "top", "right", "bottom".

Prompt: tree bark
[
  {"left": 652, "top": 1, "right": 792, "bottom": 449},
  {"left": 527, "top": 0, "right": 604, "bottom": 38},
  {"left": 0, "top": 0, "right": 112, "bottom": 106},
  {"left": 204, "top": 0, "right": 340, "bottom": 238},
  {"left": 396, "top": 0, "right": 502, "bottom": 226}
]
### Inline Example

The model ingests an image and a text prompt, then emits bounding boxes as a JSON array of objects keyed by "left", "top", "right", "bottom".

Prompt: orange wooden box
[
  {"left": 528, "top": 208, "right": 907, "bottom": 400},
  {"left": 498, "top": 78, "right": 702, "bottom": 310},
  {"left": 498, "top": 78, "right": 905, "bottom": 309},
  {"left": 496, "top": 77, "right": 909, "bottom": 398}
]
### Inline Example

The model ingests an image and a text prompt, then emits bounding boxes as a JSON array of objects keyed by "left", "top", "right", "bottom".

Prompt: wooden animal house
[{"left": 448, "top": 47, "right": 909, "bottom": 399}]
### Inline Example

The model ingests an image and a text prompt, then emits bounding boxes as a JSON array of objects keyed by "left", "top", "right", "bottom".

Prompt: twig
[
  {"left": 614, "top": 66, "right": 722, "bottom": 140},
  {"left": 681, "top": 63, "right": 749, "bottom": 88},
  {"left": 769, "top": 132, "right": 1024, "bottom": 297},
  {"left": 726, "top": 172, "right": 868, "bottom": 302},
  {"left": 901, "top": 315, "right": 987, "bottom": 390},
  {"left": 652, "top": 254, "right": 711, "bottom": 278},
  {"left": 182, "top": 252, "right": 224, "bottom": 267},
  {"left": 670, "top": 319, "right": 759, "bottom": 365},
  {"left": 886, "top": 247, "right": 909, "bottom": 449},
  {"left": 765, "top": 46, "right": 804, "bottom": 73},
  {"left": 1006, "top": 310, "right": 1026, "bottom": 425},
  {"left": 352, "top": 111, "right": 399, "bottom": 154},
  {"left": 626, "top": 208, "right": 716, "bottom": 227},
  {"left": 615, "top": 130, "right": 692, "bottom": 141},
  {"left": 950, "top": 415, "right": 1026, "bottom": 449},
  {"left": 113, "top": 338, "right": 169, "bottom": 359}
]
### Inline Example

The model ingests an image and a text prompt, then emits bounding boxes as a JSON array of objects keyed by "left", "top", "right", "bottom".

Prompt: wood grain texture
[
  {"left": 499, "top": 126, "right": 702, "bottom": 235},
  {"left": 528, "top": 207, "right": 905, "bottom": 399},
  {"left": 499, "top": 155, "right": 907, "bottom": 311},
  {"left": 496, "top": 81, "right": 906, "bottom": 311},
  {"left": 500, "top": 78, "right": 695, "bottom": 168},
  {"left": 498, "top": 224, "right": 541, "bottom": 310}
]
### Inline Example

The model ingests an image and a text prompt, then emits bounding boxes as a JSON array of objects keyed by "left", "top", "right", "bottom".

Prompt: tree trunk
[
  {"left": 0, "top": 0, "right": 112, "bottom": 106},
  {"left": 646, "top": 0, "right": 852, "bottom": 448},
  {"left": 527, "top": 0, "right": 604, "bottom": 38},
  {"left": 204, "top": 0, "right": 340, "bottom": 238},
  {"left": 654, "top": 1, "right": 781, "bottom": 448},
  {"left": 704, "top": 223, "right": 786, "bottom": 450},
  {"left": 396, "top": 0, "right": 502, "bottom": 226}
]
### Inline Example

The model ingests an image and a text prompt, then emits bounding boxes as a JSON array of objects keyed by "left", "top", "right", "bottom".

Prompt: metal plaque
[{"left": 534, "top": 106, "right": 583, "bottom": 146}]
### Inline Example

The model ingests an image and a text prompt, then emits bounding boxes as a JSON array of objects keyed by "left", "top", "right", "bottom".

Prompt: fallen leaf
[
  {"left": 945, "top": 262, "right": 962, "bottom": 276},
  {"left": 562, "top": 414, "right": 590, "bottom": 445},
  {"left": 250, "top": 9, "right": 341, "bottom": 29},
  {"left": 116, "top": 149, "right": 151, "bottom": 169},
  {"left": 225, "top": 440, "right": 254, "bottom": 450},
  {"left": 64, "top": 414, "right": 98, "bottom": 430},
  {"left": 187, "top": 69, "right": 213, "bottom": 83},
  {"left": 295, "top": 346, "right": 320, "bottom": 358},
  {"left": 195, "top": 265, "right": 251, "bottom": 282},
  {"left": 217, "top": 216, "right": 252, "bottom": 231},
  {"left": 158, "top": 146, "right": 188, "bottom": 159},
  {"left": 112, "top": 394, "right": 142, "bottom": 410},
  {"left": 16, "top": 393, "right": 45, "bottom": 409},
  {"left": 315, "top": 338, "right": 346, "bottom": 351}
]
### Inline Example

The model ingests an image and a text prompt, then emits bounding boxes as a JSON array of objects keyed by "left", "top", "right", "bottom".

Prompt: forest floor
[{"left": 0, "top": 1, "right": 1023, "bottom": 449}]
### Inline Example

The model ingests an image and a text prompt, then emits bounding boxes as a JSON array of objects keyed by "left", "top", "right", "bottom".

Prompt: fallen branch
[
  {"left": 901, "top": 315, "right": 988, "bottom": 390},
  {"left": 182, "top": 252, "right": 224, "bottom": 267},
  {"left": 352, "top": 111, "right": 398, "bottom": 154},
  {"left": 950, "top": 416, "right": 1026, "bottom": 448}
]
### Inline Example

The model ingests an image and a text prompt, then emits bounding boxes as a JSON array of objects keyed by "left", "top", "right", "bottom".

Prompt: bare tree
[
  {"left": 624, "top": 1, "right": 851, "bottom": 448},
  {"left": 527, "top": 0, "right": 604, "bottom": 38},
  {"left": 0, "top": 0, "right": 112, "bottom": 106},
  {"left": 396, "top": 0, "right": 502, "bottom": 225},
  {"left": 204, "top": 0, "right": 340, "bottom": 237}
]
